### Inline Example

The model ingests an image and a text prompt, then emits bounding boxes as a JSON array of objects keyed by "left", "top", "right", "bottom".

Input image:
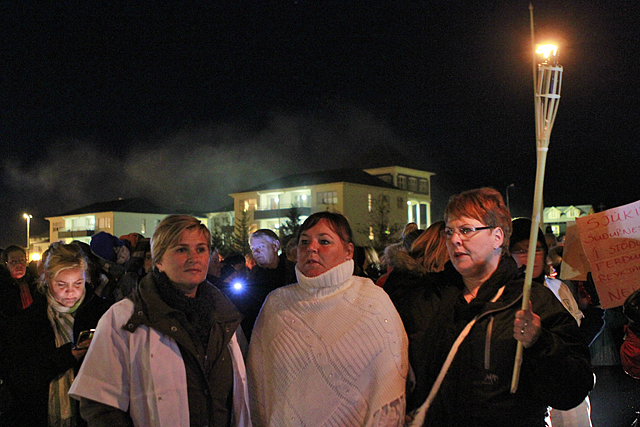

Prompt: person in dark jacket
[
  {"left": 0, "top": 245, "right": 38, "bottom": 317},
  {"left": 384, "top": 221, "right": 450, "bottom": 344},
  {"left": 2, "top": 242, "right": 111, "bottom": 427},
  {"left": 405, "top": 188, "right": 594, "bottom": 427},
  {"left": 242, "top": 229, "right": 292, "bottom": 339}
]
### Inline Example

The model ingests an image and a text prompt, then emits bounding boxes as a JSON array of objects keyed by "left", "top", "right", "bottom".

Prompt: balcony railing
[
  {"left": 57, "top": 230, "right": 95, "bottom": 238},
  {"left": 253, "top": 207, "right": 311, "bottom": 220}
]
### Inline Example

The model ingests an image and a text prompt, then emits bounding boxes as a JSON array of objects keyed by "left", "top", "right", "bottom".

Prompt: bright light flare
[
  {"left": 232, "top": 281, "right": 244, "bottom": 292},
  {"left": 536, "top": 44, "right": 558, "bottom": 59}
]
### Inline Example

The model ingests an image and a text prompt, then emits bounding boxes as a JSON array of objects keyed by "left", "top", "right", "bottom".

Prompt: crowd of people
[{"left": 0, "top": 187, "right": 638, "bottom": 426}]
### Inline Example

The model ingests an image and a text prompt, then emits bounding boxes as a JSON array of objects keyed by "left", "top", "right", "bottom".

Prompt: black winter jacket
[
  {"left": 1, "top": 286, "right": 111, "bottom": 427},
  {"left": 407, "top": 257, "right": 594, "bottom": 427}
]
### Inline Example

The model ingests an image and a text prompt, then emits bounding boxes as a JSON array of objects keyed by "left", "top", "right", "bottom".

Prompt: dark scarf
[{"left": 153, "top": 269, "right": 217, "bottom": 350}]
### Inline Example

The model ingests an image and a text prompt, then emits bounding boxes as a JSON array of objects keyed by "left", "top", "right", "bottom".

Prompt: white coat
[{"left": 69, "top": 298, "right": 252, "bottom": 427}]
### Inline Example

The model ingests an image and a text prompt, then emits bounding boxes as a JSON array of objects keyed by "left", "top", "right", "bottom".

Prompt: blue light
[{"left": 232, "top": 281, "right": 244, "bottom": 292}]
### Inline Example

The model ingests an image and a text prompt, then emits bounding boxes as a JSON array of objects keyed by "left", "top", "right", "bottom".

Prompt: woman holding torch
[{"left": 406, "top": 187, "right": 593, "bottom": 427}]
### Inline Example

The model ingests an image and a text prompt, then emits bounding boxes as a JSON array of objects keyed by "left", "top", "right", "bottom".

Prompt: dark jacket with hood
[
  {"left": 383, "top": 245, "right": 451, "bottom": 345},
  {"left": 408, "top": 257, "right": 593, "bottom": 427}
]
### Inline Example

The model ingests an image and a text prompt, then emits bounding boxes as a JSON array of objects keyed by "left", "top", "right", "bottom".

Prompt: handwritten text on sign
[{"left": 575, "top": 200, "right": 640, "bottom": 308}]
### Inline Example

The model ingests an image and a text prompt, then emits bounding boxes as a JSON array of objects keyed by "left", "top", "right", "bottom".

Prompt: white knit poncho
[{"left": 247, "top": 259, "right": 408, "bottom": 427}]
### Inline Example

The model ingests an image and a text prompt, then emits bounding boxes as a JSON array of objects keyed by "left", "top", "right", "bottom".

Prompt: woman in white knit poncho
[{"left": 247, "top": 212, "right": 409, "bottom": 427}]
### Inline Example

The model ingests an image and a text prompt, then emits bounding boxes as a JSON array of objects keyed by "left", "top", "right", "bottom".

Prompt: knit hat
[
  {"left": 90, "top": 231, "right": 123, "bottom": 262},
  {"left": 510, "top": 217, "right": 548, "bottom": 255},
  {"left": 119, "top": 233, "right": 144, "bottom": 250}
]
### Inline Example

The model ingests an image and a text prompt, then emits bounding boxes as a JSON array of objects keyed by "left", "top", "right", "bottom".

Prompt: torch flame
[{"left": 536, "top": 44, "right": 558, "bottom": 59}]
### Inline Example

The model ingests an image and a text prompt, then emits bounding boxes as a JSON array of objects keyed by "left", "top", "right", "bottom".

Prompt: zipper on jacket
[{"left": 484, "top": 317, "right": 494, "bottom": 370}]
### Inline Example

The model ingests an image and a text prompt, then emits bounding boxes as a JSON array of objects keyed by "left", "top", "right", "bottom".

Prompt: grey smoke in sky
[{"left": 2, "top": 105, "right": 422, "bottom": 245}]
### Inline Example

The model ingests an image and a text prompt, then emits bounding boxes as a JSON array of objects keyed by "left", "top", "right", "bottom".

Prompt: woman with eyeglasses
[{"left": 405, "top": 187, "right": 593, "bottom": 427}]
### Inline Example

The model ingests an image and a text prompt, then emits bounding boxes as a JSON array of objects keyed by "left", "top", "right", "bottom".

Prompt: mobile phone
[{"left": 75, "top": 329, "right": 95, "bottom": 350}]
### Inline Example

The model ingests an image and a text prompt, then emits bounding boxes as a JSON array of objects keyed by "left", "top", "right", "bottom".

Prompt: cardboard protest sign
[
  {"left": 575, "top": 200, "right": 640, "bottom": 308},
  {"left": 559, "top": 221, "right": 590, "bottom": 282}
]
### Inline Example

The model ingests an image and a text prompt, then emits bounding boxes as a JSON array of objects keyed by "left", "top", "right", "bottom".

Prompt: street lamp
[
  {"left": 23, "top": 213, "right": 32, "bottom": 257},
  {"left": 512, "top": 4, "right": 564, "bottom": 393},
  {"left": 506, "top": 183, "right": 515, "bottom": 212}
]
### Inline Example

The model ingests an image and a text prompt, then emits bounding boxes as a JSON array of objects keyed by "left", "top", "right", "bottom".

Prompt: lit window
[
  {"left": 98, "top": 217, "right": 111, "bottom": 229},
  {"left": 241, "top": 199, "right": 257, "bottom": 212},
  {"left": 269, "top": 196, "right": 280, "bottom": 209},
  {"left": 566, "top": 207, "right": 580, "bottom": 218},
  {"left": 317, "top": 191, "right": 338, "bottom": 205},
  {"left": 294, "top": 194, "right": 310, "bottom": 207}
]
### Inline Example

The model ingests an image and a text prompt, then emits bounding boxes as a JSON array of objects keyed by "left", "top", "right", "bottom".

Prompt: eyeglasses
[
  {"left": 7, "top": 258, "right": 27, "bottom": 267},
  {"left": 441, "top": 226, "right": 494, "bottom": 240}
]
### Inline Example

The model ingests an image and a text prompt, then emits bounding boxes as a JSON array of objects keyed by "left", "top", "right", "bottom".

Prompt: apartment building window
[
  {"left": 397, "top": 175, "right": 407, "bottom": 189},
  {"left": 408, "top": 177, "right": 418, "bottom": 192},
  {"left": 293, "top": 194, "right": 310, "bottom": 207},
  {"left": 317, "top": 191, "right": 338, "bottom": 205},
  {"left": 368, "top": 194, "right": 372, "bottom": 212},
  {"left": 98, "top": 217, "right": 111, "bottom": 229},
  {"left": 52, "top": 221, "right": 64, "bottom": 232},
  {"left": 268, "top": 195, "right": 280, "bottom": 210},
  {"left": 141, "top": 219, "right": 146, "bottom": 234},
  {"left": 419, "top": 179, "right": 429, "bottom": 195},
  {"left": 397, "top": 197, "right": 404, "bottom": 209},
  {"left": 241, "top": 198, "right": 257, "bottom": 212},
  {"left": 566, "top": 207, "right": 579, "bottom": 218}
]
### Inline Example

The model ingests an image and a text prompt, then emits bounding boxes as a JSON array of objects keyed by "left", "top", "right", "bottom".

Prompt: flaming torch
[{"left": 511, "top": 4, "right": 564, "bottom": 393}]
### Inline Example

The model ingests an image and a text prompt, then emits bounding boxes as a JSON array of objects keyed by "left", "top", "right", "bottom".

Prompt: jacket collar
[{"left": 125, "top": 271, "right": 241, "bottom": 332}]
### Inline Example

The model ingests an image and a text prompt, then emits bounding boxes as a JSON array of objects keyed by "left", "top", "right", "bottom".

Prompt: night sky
[{"left": 2, "top": 0, "right": 639, "bottom": 247}]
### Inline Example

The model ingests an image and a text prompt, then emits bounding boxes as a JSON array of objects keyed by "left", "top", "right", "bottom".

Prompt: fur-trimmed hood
[{"left": 384, "top": 243, "right": 428, "bottom": 277}]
